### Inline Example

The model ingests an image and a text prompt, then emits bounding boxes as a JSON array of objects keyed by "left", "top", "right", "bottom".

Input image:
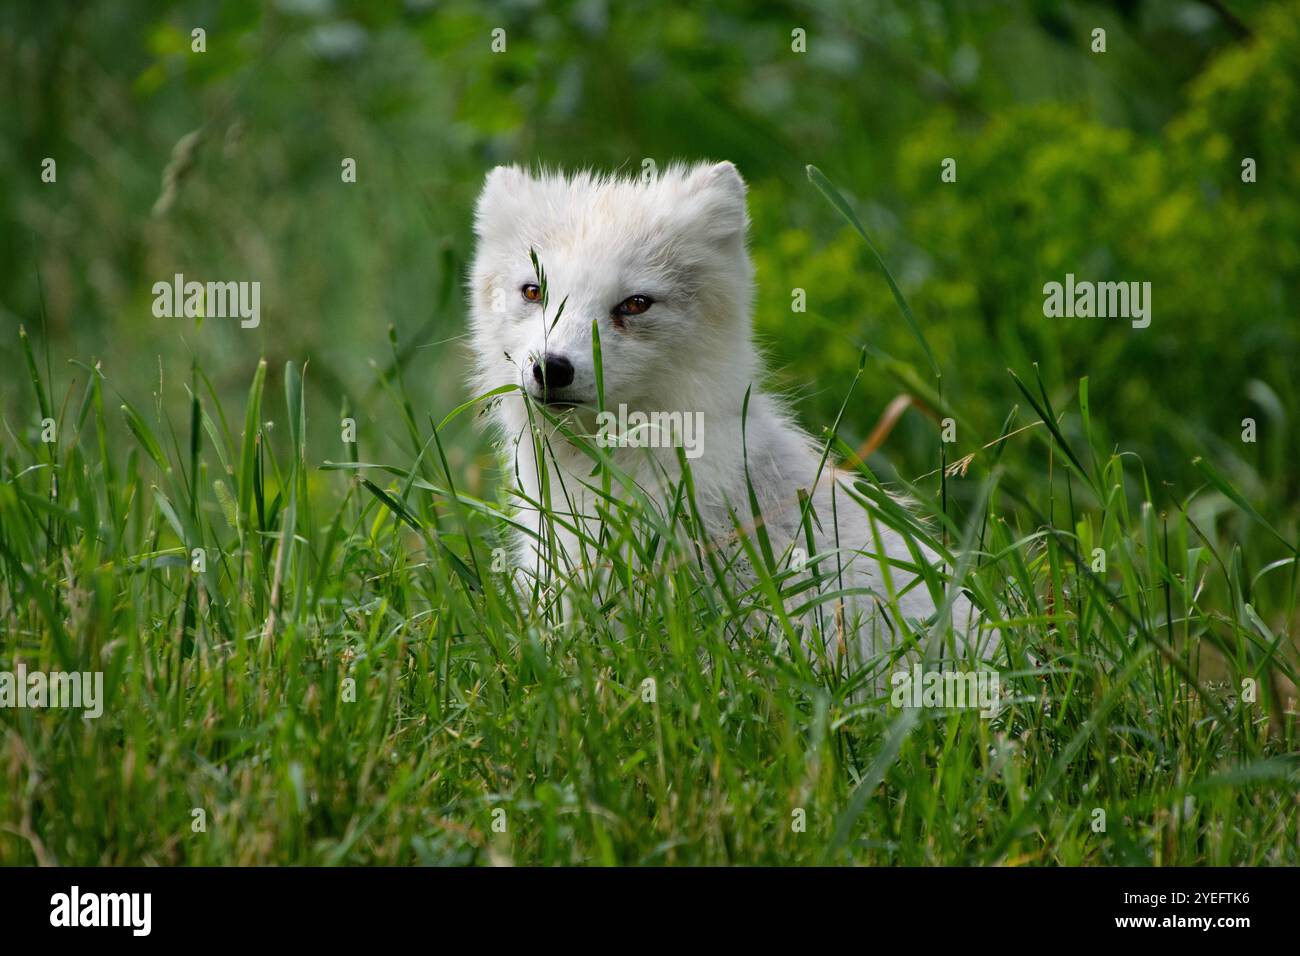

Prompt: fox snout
[
  {"left": 531, "top": 354, "right": 574, "bottom": 389},
  {"left": 525, "top": 351, "right": 587, "bottom": 405}
]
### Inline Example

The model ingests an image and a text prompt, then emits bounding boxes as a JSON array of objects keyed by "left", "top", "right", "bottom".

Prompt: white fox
[{"left": 467, "top": 161, "right": 996, "bottom": 671}]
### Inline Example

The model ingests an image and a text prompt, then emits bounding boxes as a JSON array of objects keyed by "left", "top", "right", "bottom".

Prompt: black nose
[{"left": 532, "top": 354, "right": 574, "bottom": 390}]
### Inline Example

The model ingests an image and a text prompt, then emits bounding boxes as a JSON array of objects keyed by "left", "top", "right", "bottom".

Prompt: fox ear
[
  {"left": 474, "top": 165, "right": 530, "bottom": 237},
  {"left": 683, "top": 161, "right": 749, "bottom": 242}
]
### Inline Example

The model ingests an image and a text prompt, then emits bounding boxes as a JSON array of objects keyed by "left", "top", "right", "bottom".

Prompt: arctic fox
[{"left": 468, "top": 161, "right": 995, "bottom": 671}]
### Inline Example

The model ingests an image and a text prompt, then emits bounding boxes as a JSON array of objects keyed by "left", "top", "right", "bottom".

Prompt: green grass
[{"left": 2, "top": 174, "right": 1298, "bottom": 867}]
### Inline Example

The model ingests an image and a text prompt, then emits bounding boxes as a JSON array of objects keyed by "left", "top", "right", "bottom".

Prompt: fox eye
[
  {"left": 521, "top": 283, "right": 542, "bottom": 303},
  {"left": 614, "top": 294, "right": 653, "bottom": 317}
]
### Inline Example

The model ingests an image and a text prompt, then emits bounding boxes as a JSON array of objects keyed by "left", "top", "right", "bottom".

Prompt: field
[{"left": 1, "top": 1, "right": 1297, "bottom": 866}]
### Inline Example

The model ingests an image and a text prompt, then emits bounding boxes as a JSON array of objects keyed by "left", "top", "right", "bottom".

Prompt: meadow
[{"left": 1, "top": 0, "right": 1297, "bottom": 865}]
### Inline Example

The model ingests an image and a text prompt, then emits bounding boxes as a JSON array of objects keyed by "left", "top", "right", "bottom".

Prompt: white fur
[{"left": 467, "top": 161, "right": 996, "bottom": 670}]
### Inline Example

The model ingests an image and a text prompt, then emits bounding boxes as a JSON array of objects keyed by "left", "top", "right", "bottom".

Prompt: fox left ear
[
  {"left": 474, "top": 165, "right": 530, "bottom": 237},
  {"left": 685, "top": 161, "right": 749, "bottom": 242}
]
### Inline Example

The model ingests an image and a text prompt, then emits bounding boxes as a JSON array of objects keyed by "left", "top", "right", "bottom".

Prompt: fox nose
[{"left": 532, "top": 354, "right": 574, "bottom": 389}]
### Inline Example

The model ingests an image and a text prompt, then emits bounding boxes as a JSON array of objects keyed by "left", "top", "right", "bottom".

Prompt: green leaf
[{"left": 806, "top": 165, "right": 938, "bottom": 377}]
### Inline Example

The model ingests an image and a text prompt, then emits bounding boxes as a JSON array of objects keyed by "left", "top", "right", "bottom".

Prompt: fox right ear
[
  {"left": 474, "top": 165, "right": 529, "bottom": 237},
  {"left": 682, "top": 161, "right": 749, "bottom": 244}
]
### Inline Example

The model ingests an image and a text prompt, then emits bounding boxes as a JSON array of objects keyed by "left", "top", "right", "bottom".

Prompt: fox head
[{"left": 468, "top": 162, "right": 757, "bottom": 435}]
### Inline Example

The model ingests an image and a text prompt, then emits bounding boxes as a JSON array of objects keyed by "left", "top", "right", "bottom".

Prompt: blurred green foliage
[{"left": 2, "top": 0, "right": 1296, "bottom": 528}]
